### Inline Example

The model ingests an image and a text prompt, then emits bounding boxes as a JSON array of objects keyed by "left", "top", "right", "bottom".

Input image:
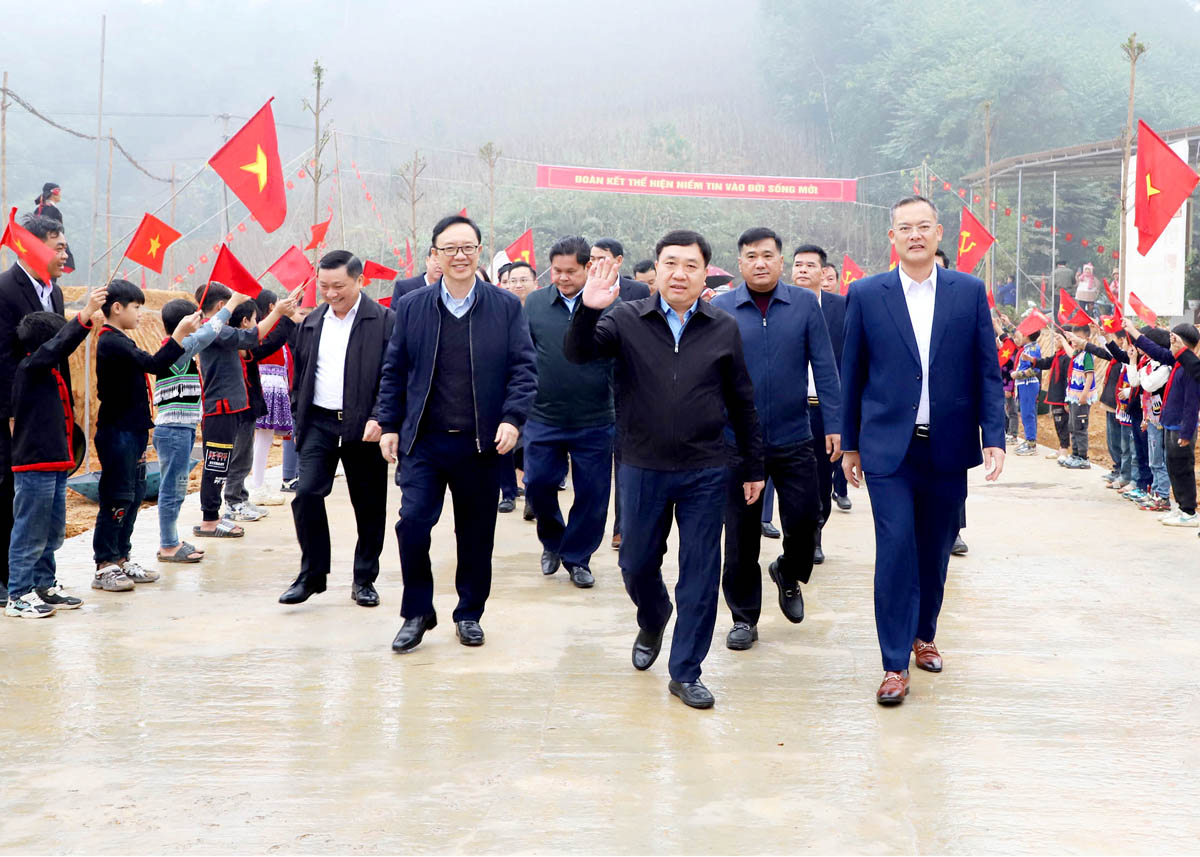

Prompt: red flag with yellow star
[
  {"left": 956, "top": 206, "right": 995, "bottom": 275},
  {"left": 1, "top": 208, "right": 54, "bottom": 284},
  {"left": 123, "top": 213, "right": 181, "bottom": 274},
  {"left": 1134, "top": 120, "right": 1199, "bottom": 256},
  {"left": 840, "top": 254, "right": 865, "bottom": 296},
  {"left": 887, "top": 243, "right": 899, "bottom": 271},
  {"left": 208, "top": 99, "right": 287, "bottom": 233}
]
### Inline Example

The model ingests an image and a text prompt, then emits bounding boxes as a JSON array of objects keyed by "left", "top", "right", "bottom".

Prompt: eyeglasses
[
  {"left": 436, "top": 244, "right": 480, "bottom": 257},
  {"left": 508, "top": 276, "right": 536, "bottom": 286},
  {"left": 894, "top": 223, "right": 936, "bottom": 236}
]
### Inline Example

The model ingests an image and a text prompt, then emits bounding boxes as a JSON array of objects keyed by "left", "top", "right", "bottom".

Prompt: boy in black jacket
[
  {"left": 93, "top": 280, "right": 199, "bottom": 592},
  {"left": 5, "top": 288, "right": 106, "bottom": 618}
]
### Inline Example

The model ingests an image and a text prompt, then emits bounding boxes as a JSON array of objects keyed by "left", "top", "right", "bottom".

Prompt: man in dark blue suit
[
  {"left": 840, "top": 196, "right": 1005, "bottom": 706},
  {"left": 390, "top": 245, "right": 443, "bottom": 306}
]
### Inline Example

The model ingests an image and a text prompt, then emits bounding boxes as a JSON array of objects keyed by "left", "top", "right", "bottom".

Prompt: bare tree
[
  {"left": 479, "top": 141, "right": 502, "bottom": 265},
  {"left": 302, "top": 59, "right": 332, "bottom": 265},
  {"left": 396, "top": 151, "right": 428, "bottom": 260}
]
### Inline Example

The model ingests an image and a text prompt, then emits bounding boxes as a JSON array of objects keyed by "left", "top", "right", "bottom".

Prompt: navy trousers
[
  {"left": 809, "top": 407, "right": 834, "bottom": 526},
  {"left": 619, "top": 463, "right": 726, "bottom": 683},
  {"left": 397, "top": 431, "right": 499, "bottom": 622},
  {"left": 864, "top": 434, "right": 967, "bottom": 672},
  {"left": 523, "top": 419, "right": 613, "bottom": 571}
]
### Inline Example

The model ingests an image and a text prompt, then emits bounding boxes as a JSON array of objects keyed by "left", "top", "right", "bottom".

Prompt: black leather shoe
[
  {"left": 726, "top": 622, "right": 758, "bottom": 650},
  {"left": 668, "top": 679, "right": 715, "bottom": 709},
  {"left": 951, "top": 535, "right": 968, "bottom": 556},
  {"left": 541, "top": 550, "right": 561, "bottom": 576},
  {"left": 566, "top": 564, "right": 594, "bottom": 588},
  {"left": 633, "top": 607, "right": 672, "bottom": 671},
  {"left": 813, "top": 529, "right": 825, "bottom": 565},
  {"left": 768, "top": 560, "right": 804, "bottom": 623},
  {"left": 455, "top": 619, "right": 485, "bottom": 646},
  {"left": 835, "top": 493, "right": 852, "bottom": 512},
  {"left": 761, "top": 522, "right": 781, "bottom": 539},
  {"left": 523, "top": 501, "right": 535, "bottom": 521},
  {"left": 279, "top": 579, "right": 320, "bottom": 605},
  {"left": 392, "top": 613, "right": 437, "bottom": 653},
  {"left": 498, "top": 498, "right": 516, "bottom": 513},
  {"left": 351, "top": 582, "right": 379, "bottom": 607}
]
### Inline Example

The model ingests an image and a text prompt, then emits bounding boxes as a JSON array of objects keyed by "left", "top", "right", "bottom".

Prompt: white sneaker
[
  {"left": 224, "top": 503, "right": 265, "bottom": 522},
  {"left": 121, "top": 560, "right": 160, "bottom": 583},
  {"left": 5, "top": 590, "right": 56, "bottom": 618},
  {"left": 92, "top": 565, "right": 135, "bottom": 592},
  {"left": 1162, "top": 511, "right": 1199, "bottom": 528},
  {"left": 1158, "top": 508, "right": 1179, "bottom": 522},
  {"left": 249, "top": 489, "right": 285, "bottom": 506}
]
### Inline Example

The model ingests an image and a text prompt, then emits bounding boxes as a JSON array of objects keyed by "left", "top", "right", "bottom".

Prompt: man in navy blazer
[
  {"left": 840, "top": 196, "right": 1005, "bottom": 706},
  {"left": 389, "top": 245, "right": 443, "bottom": 306}
]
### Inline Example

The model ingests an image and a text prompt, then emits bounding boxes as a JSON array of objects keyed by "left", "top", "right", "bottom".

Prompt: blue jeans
[
  {"left": 153, "top": 424, "right": 196, "bottom": 549},
  {"left": 1106, "top": 412, "right": 1122, "bottom": 475},
  {"left": 282, "top": 436, "right": 298, "bottom": 481},
  {"left": 523, "top": 419, "right": 613, "bottom": 570},
  {"left": 619, "top": 463, "right": 727, "bottom": 682},
  {"left": 1118, "top": 423, "right": 1135, "bottom": 482},
  {"left": 1147, "top": 425, "right": 1171, "bottom": 498},
  {"left": 8, "top": 471, "right": 67, "bottom": 599},
  {"left": 93, "top": 426, "right": 148, "bottom": 565},
  {"left": 1131, "top": 424, "right": 1152, "bottom": 491},
  {"left": 1016, "top": 381, "right": 1039, "bottom": 441}
]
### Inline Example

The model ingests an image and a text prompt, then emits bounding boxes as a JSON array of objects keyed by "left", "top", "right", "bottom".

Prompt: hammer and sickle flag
[
  {"left": 956, "top": 205, "right": 994, "bottom": 275},
  {"left": 1134, "top": 120, "right": 1199, "bottom": 256},
  {"left": 504, "top": 229, "right": 536, "bottom": 269},
  {"left": 208, "top": 98, "right": 287, "bottom": 233},
  {"left": 840, "top": 254, "right": 865, "bottom": 296}
]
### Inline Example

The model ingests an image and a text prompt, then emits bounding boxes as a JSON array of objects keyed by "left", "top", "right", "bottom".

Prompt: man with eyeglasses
[
  {"left": 711, "top": 229, "right": 840, "bottom": 652},
  {"left": 390, "top": 245, "right": 444, "bottom": 307},
  {"left": 840, "top": 196, "right": 1005, "bottom": 706},
  {"left": 589, "top": 238, "right": 651, "bottom": 551},
  {"left": 380, "top": 214, "right": 537, "bottom": 653},
  {"left": 566, "top": 230, "right": 763, "bottom": 710}
]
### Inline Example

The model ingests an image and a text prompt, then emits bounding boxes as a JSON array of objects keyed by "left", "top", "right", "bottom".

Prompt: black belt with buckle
[
  {"left": 313, "top": 406, "right": 344, "bottom": 421},
  {"left": 914, "top": 424, "right": 930, "bottom": 438}
]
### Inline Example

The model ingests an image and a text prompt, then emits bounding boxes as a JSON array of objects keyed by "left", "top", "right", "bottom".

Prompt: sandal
[
  {"left": 157, "top": 543, "right": 205, "bottom": 563},
  {"left": 192, "top": 520, "right": 244, "bottom": 538}
]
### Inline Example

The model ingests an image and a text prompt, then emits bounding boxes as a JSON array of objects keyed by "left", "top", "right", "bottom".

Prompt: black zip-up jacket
[
  {"left": 0, "top": 263, "right": 65, "bottom": 419},
  {"left": 1034, "top": 349, "right": 1071, "bottom": 406},
  {"left": 12, "top": 313, "right": 92, "bottom": 472},
  {"left": 96, "top": 324, "right": 184, "bottom": 431},
  {"left": 290, "top": 296, "right": 395, "bottom": 448},
  {"left": 378, "top": 281, "right": 537, "bottom": 456},
  {"left": 565, "top": 295, "right": 763, "bottom": 480}
]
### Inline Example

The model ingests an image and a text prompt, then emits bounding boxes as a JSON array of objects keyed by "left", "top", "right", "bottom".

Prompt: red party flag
[
  {"left": 263, "top": 245, "right": 315, "bottom": 291},
  {"left": 361, "top": 260, "right": 399, "bottom": 286},
  {"left": 956, "top": 206, "right": 995, "bottom": 275},
  {"left": 0, "top": 208, "right": 54, "bottom": 284},
  {"left": 404, "top": 239, "right": 414, "bottom": 277},
  {"left": 458, "top": 207, "right": 468, "bottom": 217},
  {"left": 987, "top": 287, "right": 996, "bottom": 310},
  {"left": 378, "top": 296, "right": 392, "bottom": 308},
  {"left": 1040, "top": 276, "right": 1047, "bottom": 310},
  {"left": 1058, "top": 289, "right": 1095, "bottom": 327},
  {"left": 207, "top": 244, "right": 261, "bottom": 298},
  {"left": 504, "top": 229, "right": 536, "bottom": 269},
  {"left": 1128, "top": 291, "right": 1157, "bottom": 326},
  {"left": 123, "top": 213, "right": 181, "bottom": 274},
  {"left": 840, "top": 254, "right": 865, "bottom": 296},
  {"left": 1016, "top": 310, "right": 1050, "bottom": 338},
  {"left": 304, "top": 215, "right": 332, "bottom": 251},
  {"left": 207, "top": 99, "right": 287, "bottom": 232},
  {"left": 1102, "top": 277, "right": 1119, "bottom": 307},
  {"left": 1135, "top": 120, "right": 1200, "bottom": 256},
  {"left": 887, "top": 243, "right": 899, "bottom": 271}
]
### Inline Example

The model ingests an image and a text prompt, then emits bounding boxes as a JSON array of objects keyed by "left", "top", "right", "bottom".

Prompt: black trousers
[
  {"left": 200, "top": 412, "right": 239, "bottom": 521},
  {"left": 1165, "top": 429, "right": 1197, "bottom": 515},
  {"left": 722, "top": 440, "right": 820, "bottom": 626},
  {"left": 92, "top": 427, "right": 148, "bottom": 564},
  {"left": 397, "top": 430, "right": 499, "bottom": 622},
  {"left": 808, "top": 405, "right": 834, "bottom": 526},
  {"left": 0, "top": 421, "right": 13, "bottom": 587},
  {"left": 291, "top": 411, "right": 388, "bottom": 588},
  {"left": 1051, "top": 403, "right": 1071, "bottom": 449}
]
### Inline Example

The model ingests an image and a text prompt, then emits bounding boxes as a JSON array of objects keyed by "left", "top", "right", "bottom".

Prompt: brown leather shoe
[
  {"left": 913, "top": 639, "right": 942, "bottom": 672},
  {"left": 876, "top": 670, "right": 909, "bottom": 705},
  {"left": 611, "top": 534, "right": 622, "bottom": 550}
]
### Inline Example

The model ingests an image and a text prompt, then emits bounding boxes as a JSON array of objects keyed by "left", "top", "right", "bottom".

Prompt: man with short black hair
[
  {"left": 821, "top": 264, "right": 839, "bottom": 293},
  {"left": 390, "top": 245, "right": 444, "bottom": 306},
  {"left": 633, "top": 259, "right": 655, "bottom": 286},
  {"left": 567, "top": 229, "right": 763, "bottom": 710},
  {"left": 523, "top": 236, "right": 616, "bottom": 589},
  {"left": 0, "top": 214, "right": 69, "bottom": 588},
  {"left": 280, "top": 250, "right": 395, "bottom": 608},
  {"left": 381, "top": 214, "right": 537, "bottom": 653}
]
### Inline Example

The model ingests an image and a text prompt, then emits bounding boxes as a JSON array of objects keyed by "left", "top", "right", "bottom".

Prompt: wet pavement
[{"left": 2, "top": 448, "right": 1198, "bottom": 853}]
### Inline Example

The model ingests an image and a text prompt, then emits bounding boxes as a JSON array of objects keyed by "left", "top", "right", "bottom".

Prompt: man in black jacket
[
  {"left": 0, "top": 213, "right": 69, "bottom": 588},
  {"left": 280, "top": 251, "right": 395, "bottom": 608},
  {"left": 389, "top": 245, "right": 442, "bottom": 307},
  {"left": 566, "top": 230, "right": 764, "bottom": 710},
  {"left": 380, "top": 215, "right": 537, "bottom": 653}
]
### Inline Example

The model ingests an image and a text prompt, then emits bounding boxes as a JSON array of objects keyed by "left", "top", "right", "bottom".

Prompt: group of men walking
[{"left": 256, "top": 198, "right": 1004, "bottom": 710}]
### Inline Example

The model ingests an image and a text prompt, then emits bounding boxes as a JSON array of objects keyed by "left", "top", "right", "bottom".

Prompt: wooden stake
[
  {"left": 0, "top": 71, "right": 7, "bottom": 268},
  {"left": 105, "top": 129, "right": 113, "bottom": 282},
  {"left": 1118, "top": 33, "right": 1146, "bottom": 306}
]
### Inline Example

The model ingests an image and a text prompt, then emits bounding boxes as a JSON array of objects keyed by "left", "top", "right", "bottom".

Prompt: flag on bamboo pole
[
  {"left": 362, "top": 260, "right": 398, "bottom": 286},
  {"left": 1134, "top": 120, "right": 1200, "bottom": 255},
  {"left": 263, "top": 246, "right": 315, "bottom": 291},
  {"left": 1128, "top": 291, "right": 1157, "bottom": 326},
  {"left": 840, "top": 254, "right": 865, "bottom": 296},
  {"left": 122, "top": 213, "right": 181, "bottom": 274},
  {"left": 1016, "top": 310, "right": 1050, "bottom": 338},
  {"left": 208, "top": 244, "right": 262, "bottom": 298},
  {"left": 956, "top": 206, "right": 995, "bottom": 275},
  {"left": 303, "top": 216, "right": 332, "bottom": 251},
  {"left": 0, "top": 208, "right": 54, "bottom": 284},
  {"left": 1058, "top": 289, "right": 1095, "bottom": 327},
  {"left": 208, "top": 98, "right": 287, "bottom": 233}
]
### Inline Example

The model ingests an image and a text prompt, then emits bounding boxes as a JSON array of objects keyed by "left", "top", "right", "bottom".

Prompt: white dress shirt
[
  {"left": 898, "top": 263, "right": 938, "bottom": 424},
  {"left": 313, "top": 293, "right": 362, "bottom": 410},
  {"left": 807, "top": 289, "right": 822, "bottom": 397},
  {"left": 17, "top": 262, "right": 55, "bottom": 311}
]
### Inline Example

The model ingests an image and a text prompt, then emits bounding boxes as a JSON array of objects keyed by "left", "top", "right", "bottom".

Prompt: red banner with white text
[{"left": 536, "top": 164, "right": 857, "bottom": 203}]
